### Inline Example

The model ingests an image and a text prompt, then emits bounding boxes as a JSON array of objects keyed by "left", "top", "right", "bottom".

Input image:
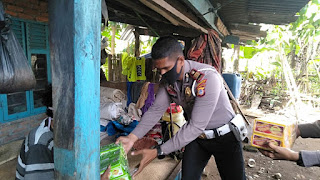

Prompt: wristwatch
[
  {"left": 156, "top": 145, "right": 165, "bottom": 159},
  {"left": 296, "top": 152, "right": 304, "bottom": 166}
]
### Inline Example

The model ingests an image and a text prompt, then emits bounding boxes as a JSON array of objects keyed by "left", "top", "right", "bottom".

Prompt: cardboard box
[{"left": 251, "top": 117, "right": 297, "bottom": 150}]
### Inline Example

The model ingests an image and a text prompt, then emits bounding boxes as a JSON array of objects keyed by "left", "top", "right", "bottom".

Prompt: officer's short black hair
[
  {"left": 42, "top": 84, "right": 53, "bottom": 118},
  {"left": 151, "top": 36, "right": 183, "bottom": 61}
]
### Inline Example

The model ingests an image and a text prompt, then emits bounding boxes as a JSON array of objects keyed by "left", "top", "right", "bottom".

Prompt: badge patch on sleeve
[
  {"left": 190, "top": 69, "right": 204, "bottom": 83},
  {"left": 197, "top": 87, "right": 205, "bottom": 97},
  {"left": 196, "top": 79, "right": 207, "bottom": 89},
  {"left": 195, "top": 79, "right": 207, "bottom": 97}
]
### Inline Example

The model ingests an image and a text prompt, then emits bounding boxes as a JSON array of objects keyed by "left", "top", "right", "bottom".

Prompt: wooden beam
[
  {"left": 109, "top": 15, "right": 202, "bottom": 38},
  {"left": 135, "top": 27, "right": 167, "bottom": 37},
  {"left": 113, "top": 0, "right": 168, "bottom": 23},
  {"left": 229, "top": 23, "right": 263, "bottom": 34},
  {"left": 215, "top": 16, "right": 230, "bottom": 36},
  {"left": 139, "top": 0, "right": 184, "bottom": 27},
  {"left": 135, "top": 28, "right": 193, "bottom": 42},
  {"left": 181, "top": 0, "right": 222, "bottom": 34},
  {"left": 107, "top": 1, "right": 203, "bottom": 37},
  {"left": 167, "top": 160, "right": 182, "bottom": 180},
  {"left": 228, "top": 23, "right": 267, "bottom": 41},
  {"left": 230, "top": 30, "right": 266, "bottom": 38},
  {"left": 140, "top": 0, "right": 208, "bottom": 34},
  {"left": 163, "top": 0, "right": 206, "bottom": 27}
]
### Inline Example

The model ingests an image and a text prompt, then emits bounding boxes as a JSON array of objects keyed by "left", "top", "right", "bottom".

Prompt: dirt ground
[
  {"left": 1, "top": 109, "right": 320, "bottom": 180},
  {"left": 243, "top": 137, "right": 320, "bottom": 180},
  {"left": 0, "top": 157, "right": 16, "bottom": 180},
  {"left": 1, "top": 138, "right": 320, "bottom": 180},
  {"left": 201, "top": 107, "right": 320, "bottom": 180},
  {"left": 200, "top": 137, "right": 320, "bottom": 180}
]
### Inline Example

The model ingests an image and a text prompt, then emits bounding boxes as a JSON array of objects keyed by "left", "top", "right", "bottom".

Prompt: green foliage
[
  {"left": 308, "top": 58, "right": 320, "bottom": 95},
  {"left": 140, "top": 36, "right": 158, "bottom": 55},
  {"left": 101, "top": 59, "right": 109, "bottom": 81},
  {"left": 101, "top": 21, "right": 128, "bottom": 53},
  {"left": 101, "top": 21, "right": 157, "bottom": 56},
  {"left": 270, "top": 82, "right": 283, "bottom": 96},
  {"left": 254, "top": 68, "right": 266, "bottom": 80},
  {"left": 239, "top": 0, "right": 320, "bottom": 96},
  {"left": 122, "top": 42, "right": 135, "bottom": 55},
  {"left": 122, "top": 36, "right": 158, "bottom": 56},
  {"left": 270, "top": 62, "right": 281, "bottom": 67},
  {"left": 240, "top": 46, "right": 256, "bottom": 59}
]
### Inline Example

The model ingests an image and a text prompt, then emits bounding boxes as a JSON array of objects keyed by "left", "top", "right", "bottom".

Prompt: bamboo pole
[
  {"left": 134, "top": 28, "right": 140, "bottom": 57},
  {"left": 114, "top": 54, "right": 120, "bottom": 82},
  {"left": 119, "top": 54, "right": 127, "bottom": 82},
  {"left": 279, "top": 45, "right": 302, "bottom": 121},
  {"left": 108, "top": 54, "right": 113, "bottom": 81},
  {"left": 111, "top": 24, "right": 116, "bottom": 55}
]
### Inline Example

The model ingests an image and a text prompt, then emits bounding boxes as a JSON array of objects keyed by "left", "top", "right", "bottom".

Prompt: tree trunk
[
  {"left": 134, "top": 28, "right": 140, "bottom": 57},
  {"left": 279, "top": 45, "right": 302, "bottom": 120},
  {"left": 312, "top": 60, "right": 320, "bottom": 80},
  {"left": 297, "top": 47, "right": 308, "bottom": 80},
  {"left": 111, "top": 24, "right": 116, "bottom": 55},
  {"left": 290, "top": 46, "right": 296, "bottom": 70},
  {"left": 233, "top": 45, "right": 240, "bottom": 72}
]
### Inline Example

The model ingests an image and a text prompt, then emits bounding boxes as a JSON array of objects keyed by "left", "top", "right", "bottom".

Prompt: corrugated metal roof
[
  {"left": 211, "top": 0, "right": 309, "bottom": 25},
  {"left": 105, "top": 0, "right": 309, "bottom": 41},
  {"left": 207, "top": 0, "right": 309, "bottom": 41}
]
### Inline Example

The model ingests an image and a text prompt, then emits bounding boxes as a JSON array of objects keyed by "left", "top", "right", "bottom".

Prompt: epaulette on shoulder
[{"left": 189, "top": 68, "right": 204, "bottom": 83}]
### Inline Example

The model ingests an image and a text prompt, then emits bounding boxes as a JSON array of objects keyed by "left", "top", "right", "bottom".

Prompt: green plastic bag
[{"left": 100, "top": 143, "right": 131, "bottom": 180}]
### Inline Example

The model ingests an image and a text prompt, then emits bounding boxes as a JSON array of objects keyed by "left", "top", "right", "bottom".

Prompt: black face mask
[{"left": 162, "top": 59, "right": 183, "bottom": 85}]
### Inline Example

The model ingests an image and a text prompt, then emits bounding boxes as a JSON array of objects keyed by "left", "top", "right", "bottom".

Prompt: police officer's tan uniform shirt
[{"left": 131, "top": 60, "right": 235, "bottom": 154}]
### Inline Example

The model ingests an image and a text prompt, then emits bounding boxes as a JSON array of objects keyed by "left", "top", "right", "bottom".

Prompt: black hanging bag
[{"left": 0, "top": 2, "right": 36, "bottom": 93}]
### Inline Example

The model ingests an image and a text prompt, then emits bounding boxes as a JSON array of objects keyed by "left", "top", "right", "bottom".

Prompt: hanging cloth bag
[{"left": 0, "top": 2, "right": 36, "bottom": 93}]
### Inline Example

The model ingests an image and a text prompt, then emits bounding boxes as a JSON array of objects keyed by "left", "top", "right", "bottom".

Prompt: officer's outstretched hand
[
  {"left": 259, "top": 141, "right": 299, "bottom": 161},
  {"left": 116, "top": 133, "right": 138, "bottom": 154},
  {"left": 131, "top": 149, "right": 157, "bottom": 177},
  {"left": 100, "top": 165, "right": 110, "bottom": 180}
]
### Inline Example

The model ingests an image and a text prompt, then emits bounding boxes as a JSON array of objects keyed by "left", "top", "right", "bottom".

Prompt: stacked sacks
[
  {"left": 100, "top": 87, "right": 126, "bottom": 104},
  {"left": 100, "top": 143, "right": 131, "bottom": 180}
]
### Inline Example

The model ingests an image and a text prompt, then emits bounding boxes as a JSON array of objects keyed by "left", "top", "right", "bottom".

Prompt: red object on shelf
[{"left": 166, "top": 103, "right": 182, "bottom": 113}]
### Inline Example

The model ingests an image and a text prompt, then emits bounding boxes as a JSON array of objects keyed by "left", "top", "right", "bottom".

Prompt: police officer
[{"left": 116, "top": 36, "right": 246, "bottom": 180}]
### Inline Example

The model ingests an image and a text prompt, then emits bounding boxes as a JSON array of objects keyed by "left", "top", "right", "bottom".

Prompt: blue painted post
[{"left": 48, "top": 0, "right": 101, "bottom": 179}]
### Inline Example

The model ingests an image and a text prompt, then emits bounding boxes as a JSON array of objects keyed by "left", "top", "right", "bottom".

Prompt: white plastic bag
[{"left": 100, "top": 101, "right": 123, "bottom": 120}]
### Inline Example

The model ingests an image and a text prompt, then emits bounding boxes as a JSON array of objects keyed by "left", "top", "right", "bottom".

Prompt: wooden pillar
[
  {"left": 49, "top": 0, "right": 101, "bottom": 179},
  {"left": 183, "top": 38, "right": 192, "bottom": 57},
  {"left": 108, "top": 54, "right": 113, "bottom": 81},
  {"left": 114, "top": 54, "right": 120, "bottom": 82},
  {"left": 134, "top": 28, "right": 140, "bottom": 57},
  {"left": 119, "top": 54, "right": 127, "bottom": 82},
  {"left": 111, "top": 23, "right": 116, "bottom": 55},
  {"left": 233, "top": 45, "right": 240, "bottom": 72}
]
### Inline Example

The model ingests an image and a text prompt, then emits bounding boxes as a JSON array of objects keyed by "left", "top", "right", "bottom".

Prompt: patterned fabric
[
  {"left": 16, "top": 118, "right": 54, "bottom": 180},
  {"left": 187, "top": 29, "right": 222, "bottom": 73},
  {"left": 136, "top": 82, "right": 150, "bottom": 109},
  {"left": 141, "top": 83, "right": 155, "bottom": 114}
]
